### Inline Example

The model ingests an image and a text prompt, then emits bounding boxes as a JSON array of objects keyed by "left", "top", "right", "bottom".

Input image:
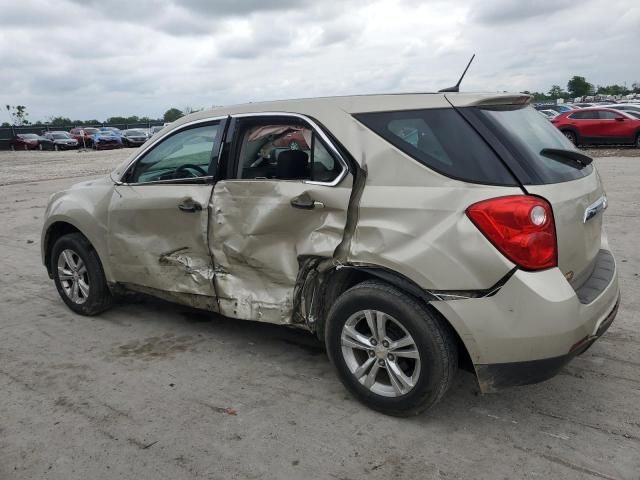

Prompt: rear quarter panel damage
[{"left": 342, "top": 120, "right": 521, "bottom": 291}]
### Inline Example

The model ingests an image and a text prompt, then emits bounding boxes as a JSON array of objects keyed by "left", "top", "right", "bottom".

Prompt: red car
[
  {"left": 273, "top": 129, "right": 309, "bottom": 150},
  {"left": 551, "top": 107, "right": 640, "bottom": 147},
  {"left": 70, "top": 127, "right": 100, "bottom": 147}
]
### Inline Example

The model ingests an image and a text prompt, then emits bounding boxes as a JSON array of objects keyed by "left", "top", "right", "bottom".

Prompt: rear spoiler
[{"left": 445, "top": 94, "right": 532, "bottom": 108}]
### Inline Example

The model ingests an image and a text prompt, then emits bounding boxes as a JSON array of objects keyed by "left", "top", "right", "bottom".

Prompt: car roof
[{"left": 169, "top": 92, "right": 532, "bottom": 128}]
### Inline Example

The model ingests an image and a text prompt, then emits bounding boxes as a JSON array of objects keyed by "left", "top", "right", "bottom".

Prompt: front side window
[
  {"left": 128, "top": 123, "right": 219, "bottom": 184},
  {"left": 235, "top": 121, "right": 342, "bottom": 183}
]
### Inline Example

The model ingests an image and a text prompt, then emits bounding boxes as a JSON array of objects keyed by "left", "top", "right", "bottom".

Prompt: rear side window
[
  {"left": 354, "top": 109, "right": 516, "bottom": 185},
  {"left": 477, "top": 106, "right": 593, "bottom": 184},
  {"left": 569, "top": 111, "right": 598, "bottom": 120},
  {"left": 598, "top": 110, "right": 621, "bottom": 120}
]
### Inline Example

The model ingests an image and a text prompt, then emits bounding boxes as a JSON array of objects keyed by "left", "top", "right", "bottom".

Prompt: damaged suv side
[{"left": 42, "top": 93, "right": 619, "bottom": 416}]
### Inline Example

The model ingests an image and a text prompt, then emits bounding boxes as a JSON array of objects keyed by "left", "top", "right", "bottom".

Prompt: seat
[{"left": 276, "top": 150, "right": 309, "bottom": 179}]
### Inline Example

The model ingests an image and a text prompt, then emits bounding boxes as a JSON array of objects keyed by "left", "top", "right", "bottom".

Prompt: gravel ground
[
  {"left": 582, "top": 146, "right": 640, "bottom": 157},
  {"left": 0, "top": 148, "right": 132, "bottom": 186},
  {"left": 1, "top": 149, "right": 639, "bottom": 479}
]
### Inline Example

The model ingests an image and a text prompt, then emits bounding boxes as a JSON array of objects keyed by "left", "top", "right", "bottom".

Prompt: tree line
[
  {"left": 2, "top": 107, "right": 194, "bottom": 128},
  {"left": 523, "top": 76, "right": 640, "bottom": 102}
]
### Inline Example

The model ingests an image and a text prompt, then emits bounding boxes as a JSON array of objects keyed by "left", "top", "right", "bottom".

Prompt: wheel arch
[
  {"left": 559, "top": 126, "right": 579, "bottom": 140},
  {"left": 43, "top": 220, "right": 106, "bottom": 280},
  {"left": 314, "top": 264, "right": 476, "bottom": 374}
]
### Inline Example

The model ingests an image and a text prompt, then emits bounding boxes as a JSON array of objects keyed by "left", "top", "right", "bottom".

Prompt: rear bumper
[
  {"left": 431, "top": 248, "right": 620, "bottom": 392},
  {"left": 474, "top": 294, "right": 618, "bottom": 391}
]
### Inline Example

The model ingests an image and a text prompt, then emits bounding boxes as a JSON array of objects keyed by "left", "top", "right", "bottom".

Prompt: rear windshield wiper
[{"left": 540, "top": 148, "right": 593, "bottom": 169}]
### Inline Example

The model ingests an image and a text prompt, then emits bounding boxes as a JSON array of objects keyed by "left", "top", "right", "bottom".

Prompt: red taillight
[{"left": 466, "top": 195, "right": 557, "bottom": 271}]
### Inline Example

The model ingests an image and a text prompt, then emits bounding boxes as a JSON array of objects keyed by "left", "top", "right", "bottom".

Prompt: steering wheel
[{"left": 174, "top": 164, "right": 207, "bottom": 178}]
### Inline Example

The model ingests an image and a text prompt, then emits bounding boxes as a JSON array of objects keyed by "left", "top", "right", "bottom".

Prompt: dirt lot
[{"left": 1, "top": 149, "right": 639, "bottom": 480}]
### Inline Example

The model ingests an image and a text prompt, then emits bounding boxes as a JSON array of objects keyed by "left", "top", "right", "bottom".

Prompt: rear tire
[
  {"left": 562, "top": 130, "right": 577, "bottom": 145},
  {"left": 325, "top": 280, "right": 457, "bottom": 416},
  {"left": 635, "top": 133, "right": 640, "bottom": 149},
  {"left": 51, "top": 233, "right": 113, "bottom": 316}
]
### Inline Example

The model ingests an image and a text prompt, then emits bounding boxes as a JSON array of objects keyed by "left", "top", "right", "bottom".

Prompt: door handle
[
  {"left": 178, "top": 198, "right": 203, "bottom": 212},
  {"left": 290, "top": 193, "right": 324, "bottom": 210}
]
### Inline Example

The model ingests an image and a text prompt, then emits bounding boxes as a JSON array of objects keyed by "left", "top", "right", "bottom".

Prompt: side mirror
[{"left": 615, "top": 116, "right": 624, "bottom": 122}]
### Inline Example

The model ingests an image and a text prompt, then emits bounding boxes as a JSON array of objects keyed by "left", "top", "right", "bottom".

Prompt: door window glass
[
  {"left": 236, "top": 122, "right": 341, "bottom": 182},
  {"left": 598, "top": 110, "right": 621, "bottom": 120},
  {"left": 128, "top": 123, "right": 219, "bottom": 183}
]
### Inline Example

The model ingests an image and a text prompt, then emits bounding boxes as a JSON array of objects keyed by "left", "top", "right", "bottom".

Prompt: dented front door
[
  {"left": 108, "top": 183, "right": 216, "bottom": 301},
  {"left": 106, "top": 119, "right": 226, "bottom": 309}
]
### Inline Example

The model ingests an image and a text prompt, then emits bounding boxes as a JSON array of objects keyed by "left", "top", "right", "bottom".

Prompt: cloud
[
  {"left": 0, "top": 0, "right": 637, "bottom": 122},
  {"left": 470, "top": 0, "right": 575, "bottom": 25}
]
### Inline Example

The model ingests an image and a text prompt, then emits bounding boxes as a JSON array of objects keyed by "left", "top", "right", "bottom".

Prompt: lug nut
[
  {"left": 387, "top": 354, "right": 395, "bottom": 361},
  {"left": 382, "top": 340, "right": 389, "bottom": 348},
  {"left": 368, "top": 350, "right": 375, "bottom": 357},
  {"left": 378, "top": 360, "right": 385, "bottom": 366},
  {"left": 370, "top": 338, "right": 377, "bottom": 346}
]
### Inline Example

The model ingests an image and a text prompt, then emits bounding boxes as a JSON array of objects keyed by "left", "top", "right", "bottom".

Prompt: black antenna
[{"left": 438, "top": 54, "right": 476, "bottom": 93}]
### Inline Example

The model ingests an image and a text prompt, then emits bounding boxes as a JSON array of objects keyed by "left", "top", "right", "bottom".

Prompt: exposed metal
[{"left": 341, "top": 309, "right": 421, "bottom": 397}]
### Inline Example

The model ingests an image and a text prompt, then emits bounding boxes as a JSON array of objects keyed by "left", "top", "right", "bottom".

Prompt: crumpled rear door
[{"left": 209, "top": 177, "right": 352, "bottom": 324}]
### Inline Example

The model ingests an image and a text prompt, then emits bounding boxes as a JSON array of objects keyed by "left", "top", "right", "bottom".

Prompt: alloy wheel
[
  {"left": 57, "top": 249, "right": 90, "bottom": 304},
  {"left": 341, "top": 309, "right": 421, "bottom": 397}
]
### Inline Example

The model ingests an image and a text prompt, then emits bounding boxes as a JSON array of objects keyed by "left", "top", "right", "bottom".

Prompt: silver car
[{"left": 41, "top": 93, "right": 619, "bottom": 415}]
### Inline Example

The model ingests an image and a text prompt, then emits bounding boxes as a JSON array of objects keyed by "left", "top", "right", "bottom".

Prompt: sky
[{"left": 1, "top": 0, "right": 638, "bottom": 122}]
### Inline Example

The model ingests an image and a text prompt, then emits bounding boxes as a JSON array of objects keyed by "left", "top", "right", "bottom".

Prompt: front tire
[
  {"left": 51, "top": 233, "right": 113, "bottom": 315},
  {"left": 325, "top": 280, "right": 457, "bottom": 416}
]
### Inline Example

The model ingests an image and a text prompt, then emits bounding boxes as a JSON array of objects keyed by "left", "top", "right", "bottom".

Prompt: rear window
[
  {"left": 354, "top": 109, "right": 516, "bottom": 185},
  {"left": 477, "top": 106, "right": 593, "bottom": 184}
]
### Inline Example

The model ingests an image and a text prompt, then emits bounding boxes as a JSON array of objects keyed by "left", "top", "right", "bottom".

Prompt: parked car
[
  {"left": 572, "top": 103, "right": 596, "bottom": 108},
  {"left": 539, "top": 109, "right": 559, "bottom": 120},
  {"left": 42, "top": 93, "right": 619, "bottom": 416},
  {"left": 121, "top": 129, "right": 149, "bottom": 147},
  {"left": 99, "top": 127, "right": 123, "bottom": 137},
  {"left": 43, "top": 132, "right": 79, "bottom": 150},
  {"left": 551, "top": 107, "right": 640, "bottom": 147},
  {"left": 148, "top": 125, "right": 164, "bottom": 137},
  {"left": 10, "top": 133, "right": 54, "bottom": 151},
  {"left": 599, "top": 104, "right": 640, "bottom": 115},
  {"left": 535, "top": 104, "right": 574, "bottom": 114},
  {"left": 91, "top": 130, "right": 123, "bottom": 150},
  {"left": 70, "top": 127, "right": 100, "bottom": 147},
  {"left": 272, "top": 128, "right": 309, "bottom": 150}
]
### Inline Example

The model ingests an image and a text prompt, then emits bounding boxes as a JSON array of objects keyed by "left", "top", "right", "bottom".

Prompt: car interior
[{"left": 236, "top": 122, "right": 341, "bottom": 182}]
